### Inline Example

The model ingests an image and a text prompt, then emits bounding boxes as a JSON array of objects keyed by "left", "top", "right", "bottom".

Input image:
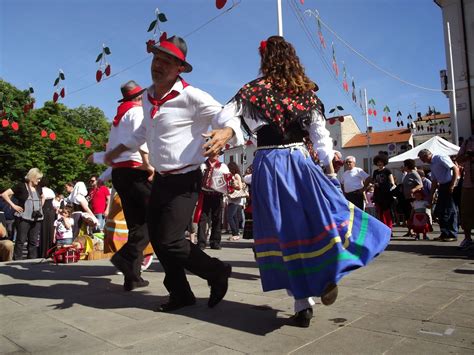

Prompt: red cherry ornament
[
  {"left": 105, "top": 64, "right": 111, "bottom": 76},
  {"left": 49, "top": 132, "right": 56, "bottom": 141},
  {"left": 96, "top": 69, "right": 103, "bottom": 82},
  {"left": 41, "top": 129, "right": 48, "bottom": 137},
  {"left": 1, "top": 119, "right": 9, "bottom": 127},
  {"left": 11, "top": 121, "right": 19, "bottom": 131}
]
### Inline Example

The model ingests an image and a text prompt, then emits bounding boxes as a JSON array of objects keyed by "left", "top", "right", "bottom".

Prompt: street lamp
[{"left": 367, "top": 126, "right": 373, "bottom": 176}]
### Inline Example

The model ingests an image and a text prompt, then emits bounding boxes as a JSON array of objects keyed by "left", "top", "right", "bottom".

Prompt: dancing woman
[{"left": 220, "top": 36, "right": 391, "bottom": 327}]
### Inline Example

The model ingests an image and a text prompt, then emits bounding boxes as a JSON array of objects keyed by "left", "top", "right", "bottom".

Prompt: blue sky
[{"left": 0, "top": 0, "right": 448, "bottom": 133}]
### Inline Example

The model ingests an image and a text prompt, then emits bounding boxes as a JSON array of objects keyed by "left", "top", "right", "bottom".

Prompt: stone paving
[{"left": 1, "top": 226, "right": 473, "bottom": 354}]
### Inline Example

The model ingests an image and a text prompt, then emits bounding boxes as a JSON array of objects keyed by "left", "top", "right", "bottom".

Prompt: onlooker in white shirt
[{"left": 340, "top": 156, "right": 370, "bottom": 209}]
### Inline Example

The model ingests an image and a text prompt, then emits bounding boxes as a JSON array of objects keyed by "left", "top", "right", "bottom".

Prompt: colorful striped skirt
[{"left": 252, "top": 146, "right": 391, "bottom": 299}]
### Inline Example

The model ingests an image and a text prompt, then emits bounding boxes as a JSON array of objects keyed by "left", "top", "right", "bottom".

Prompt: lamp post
[{"left": 364, "top": 88, "right": 372, "bottom": 176}]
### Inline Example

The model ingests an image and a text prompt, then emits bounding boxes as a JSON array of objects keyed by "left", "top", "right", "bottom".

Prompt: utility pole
[
  {"left": 277, "top": 0, "right": 283, "bottom": 36},
  {"left": 447, "top": 22, "right": 459, "bottom": 145},
  {"left": 364, "top": 88, "right": 372, "bottom": 176}
]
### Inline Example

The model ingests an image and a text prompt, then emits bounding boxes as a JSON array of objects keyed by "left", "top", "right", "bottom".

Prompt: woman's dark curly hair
[
  {"left": 260, "top": 36, "right": 315, "bottom": 94},
  {"left": 373, "top": 154, "right": 388, "bottom": 166}
]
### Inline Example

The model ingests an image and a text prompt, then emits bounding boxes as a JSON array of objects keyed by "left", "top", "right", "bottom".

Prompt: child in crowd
[
  {"left": 410, "top": 190, "right": 431, "bottom": 240},
  {"left": 364, "top": 184, "right": 377, "bottom": 218},
  {"left": 54, "top": 206, "right": 74, "bottom": 246}
]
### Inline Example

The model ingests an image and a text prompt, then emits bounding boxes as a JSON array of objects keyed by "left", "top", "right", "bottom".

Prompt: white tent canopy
[{"left": 388, "top": 136, "right": 460, "bottom": 164}]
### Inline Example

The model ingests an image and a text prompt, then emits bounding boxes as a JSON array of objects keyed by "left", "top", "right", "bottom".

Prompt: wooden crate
[{"left": 85, "top": 250, "right": 114, "bottom": 260}]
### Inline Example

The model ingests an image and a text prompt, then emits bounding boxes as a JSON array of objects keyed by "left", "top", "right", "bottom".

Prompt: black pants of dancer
[
  {"left": 14, "top": 218, "right": 41, "bottom": 260},
  {"left": 197, "top": 192, "right": 223, "bottom": 248},
  {"left": 112, "top": 168, "right": 152, "bottom": 278},
  {"left": 344, "top": 190, "right": 364, "bottom": 210},
  {"left": 148, "top": 169, "right": 226, "bottom": 300}
]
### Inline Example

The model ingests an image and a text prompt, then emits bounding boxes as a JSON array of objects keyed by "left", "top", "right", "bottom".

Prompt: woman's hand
[{"left": 12, "top": 204, "right": 23, "bottom": 214}]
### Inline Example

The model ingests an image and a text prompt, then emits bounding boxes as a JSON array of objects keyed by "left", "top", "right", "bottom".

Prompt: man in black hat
[
  {"left": 105, "top": 80, "right": 154, "bottom": 291},
  {"left": 105, "top": 36, "right": 243, "bottom": 311}
]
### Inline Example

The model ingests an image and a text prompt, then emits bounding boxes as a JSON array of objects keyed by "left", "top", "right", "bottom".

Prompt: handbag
[
  {"left": 201, "top": 159, "right": 234, "bottom": 195},
  {"left": 47, "top": 246, "right": 82, "bottom": 264},
  {"left": 228, "top": 182, "right": 250, "bottom": 199}
]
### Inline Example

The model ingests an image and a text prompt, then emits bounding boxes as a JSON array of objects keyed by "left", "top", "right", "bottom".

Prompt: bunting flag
[
  {"left": 52, "top": 70, "right": 66, "bottom": 102},
  {"left": 342, "top": 63, "right": 349, "bottom": 92},
  {"left": 351, "top": 78, "right": 357, "bottom": 103},
  {"left": 382, "top": 105, "right": 391, "bottom": 123},
  {"left": 317, "top": 15, "right": 326, "bottom": 49},
  {"left": 146, "top": 7, "right": 168, "bottom": 52},
  {"left": 95, "top": 44, "right": 112, "bottom": 82},
  {"left": 331, "top": 42, "right": 339, "bottom": 76}
]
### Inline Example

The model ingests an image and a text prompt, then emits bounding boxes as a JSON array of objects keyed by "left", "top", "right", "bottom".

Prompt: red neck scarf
[
  {"left": 113, "top": 101, "right": 141, "bottom": 127},
  {"left": 148, "top": 77, "right": 189, "bottom": 119}
]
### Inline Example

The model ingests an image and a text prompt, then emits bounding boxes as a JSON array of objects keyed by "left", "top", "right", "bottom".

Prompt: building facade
[{"left": 435, "top": 0, "right": 474, "bottom": 140}]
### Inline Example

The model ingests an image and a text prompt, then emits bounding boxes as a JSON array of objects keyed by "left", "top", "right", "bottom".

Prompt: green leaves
[
  {"left": 59, "top": 72, "right": 65, "bottom": 80},
  {"left": 54, "top": 77, "right": 60, "bottom": 86},
  {"left": 29, "top": 87, "right": 34, "bottom": 94},
  {"left": 95, "top": 53, "right": 103, "bottom": 62},
  {"left": 103, "top": 46, "right": 111, "bottom": 55},
  {"left": 329, "top": 108, "right": 336, "bottom": 114},
  {"left": 147, "top": 19, "right": 157, "bottom": 32},
  {"left": 337, "top": 105, "right": 344, "bottom": 111},
  {"left": 158, "top": 13, "right": 167, "bottom": 22}
]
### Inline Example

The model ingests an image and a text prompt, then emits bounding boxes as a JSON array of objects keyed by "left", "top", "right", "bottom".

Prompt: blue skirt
[{"left": 252, "top": 146, "right": 391, "bottom": 299}]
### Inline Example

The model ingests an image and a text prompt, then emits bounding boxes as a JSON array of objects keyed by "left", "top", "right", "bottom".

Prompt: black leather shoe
[
  {"left": 124, "top": 277, "right": 149, "bottom": 292},
  {"left": 210, "top": 244, "right": 222, "bottom": 250},
  {"left": 321, "top": 283, "right": 338, "bottom": 306},
  {"left": 156, "top": 295, "right": 196, "bottom": 312},
  {"left": 291, "top": 308, "right": 313, "bottom": 328},
  {"left": 111, "top": 253, "right": 134, "bottom": 278},
  {"left": 208, "top": 263, "right": 232, "bottom": 308}
]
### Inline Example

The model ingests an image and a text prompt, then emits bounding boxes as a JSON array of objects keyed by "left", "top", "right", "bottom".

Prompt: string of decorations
[
  {"left": 290, "top": 0, "right": 448, "bottom": 135},
  {"left": 0, "top": 0, "right": 240, "bottom": 143}
]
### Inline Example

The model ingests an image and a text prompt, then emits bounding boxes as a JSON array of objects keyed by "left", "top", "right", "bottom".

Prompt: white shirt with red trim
[
  {"left": 125, "top": 78, "right": 243, "bottom": 174},
  {"left": 107, "top": 106, "right": 148, "bottom": 165}
]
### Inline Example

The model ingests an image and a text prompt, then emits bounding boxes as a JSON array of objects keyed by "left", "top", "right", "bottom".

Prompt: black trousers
[
  {"left": 344, "top": 190, "right": 364, "bottom": 210},
  {"left": 148, "top": 169, "right": 225, "bottom": 300},
  {"left": 112, "top": 168, "right": 152, "bottom": 278},
  {"left": 197, "top": 192, "right": 223, "bottom": 247},
  {"left": 14, "top": 218, "right": 41, "bottom": 260}
]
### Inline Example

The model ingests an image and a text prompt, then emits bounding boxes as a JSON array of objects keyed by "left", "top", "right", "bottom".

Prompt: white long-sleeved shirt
[
  {"left": 217, "top": 100, "right": 335, "bottom": 166},
  {"left": 125, "top": 78, "right": 243, "bottom": 174},
  {"left": 107, "top": 106, "right": 148, "bottom": 164}
]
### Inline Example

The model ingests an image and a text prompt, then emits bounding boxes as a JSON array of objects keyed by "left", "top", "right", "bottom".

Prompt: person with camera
[
  {"left": 456, "top": 126, "right": 474, "bottom": 250},
  {"left": 0, "top": 168, "right": 44, "bottom": 259}
]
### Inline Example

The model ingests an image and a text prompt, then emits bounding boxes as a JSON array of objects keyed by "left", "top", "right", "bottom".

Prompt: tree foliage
[{"left": 0, "top": 79, "right": 110, "bottom": 193}]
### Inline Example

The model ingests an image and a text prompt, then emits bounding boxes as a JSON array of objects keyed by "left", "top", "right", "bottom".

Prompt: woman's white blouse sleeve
[{"left": 306, "top": 110, "right": 335, "bottom": 166}]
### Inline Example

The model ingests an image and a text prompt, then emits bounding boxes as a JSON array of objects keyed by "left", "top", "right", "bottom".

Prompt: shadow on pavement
[
  {"left": 386, "top": 243, "right": 473, "bottom": 260},
  {"left": 0, "top": 261, "right": 284, "bottom": 335}
]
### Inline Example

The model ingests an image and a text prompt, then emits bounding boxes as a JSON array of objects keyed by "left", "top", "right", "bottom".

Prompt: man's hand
[
  {"left": 202, "top": 127, "right": 234, "bottom": 158},
  {"left": 138, "top": 163, "right": 155, "bottom": 182},
  {"left": 448, "top": 185, "right": 455, "bottom": 194}
]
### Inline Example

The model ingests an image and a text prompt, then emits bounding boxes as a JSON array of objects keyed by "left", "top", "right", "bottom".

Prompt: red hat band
[
  {"left": 159, "top": 41, "right": 186, "bottom": 61},
  {"left": 123, "top": 86, "right": 144, "bottom": 99}
]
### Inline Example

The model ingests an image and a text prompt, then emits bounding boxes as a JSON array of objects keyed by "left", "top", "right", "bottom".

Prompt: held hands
[
  {"left": 202, "top": 127, "right": 234, "bottom": 158},
  {"left": 12, "top": 204, "right": 23, "bottom": 214}
]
